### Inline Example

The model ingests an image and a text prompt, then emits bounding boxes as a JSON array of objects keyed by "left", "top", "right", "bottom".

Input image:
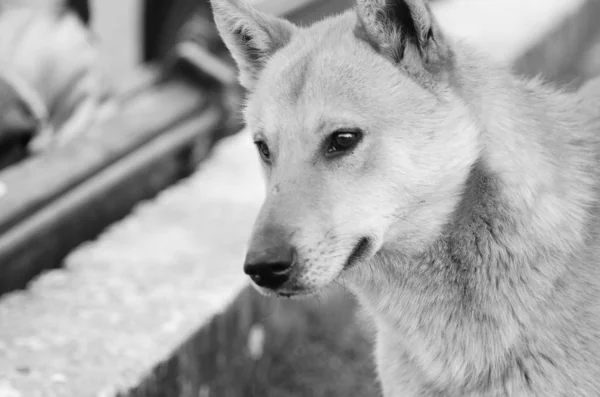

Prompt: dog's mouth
[
  {"left": 254, "top": 283, "right": 314, "bottom": 299},
  {"left": 275, "top": 288, "right": 312, "bottom": 298},
  {"left": 250, "top": 237, "right": 373, "bottom": 298},
  {"left": 343, "top": 237, "right": 371, "bottom": 271}
]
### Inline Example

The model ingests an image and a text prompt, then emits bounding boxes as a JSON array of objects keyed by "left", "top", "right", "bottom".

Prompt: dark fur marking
[
  {"left": 345, "top": 237, "right": 372, "bottom": 270},
  {"left": 233, "top": 27, "right": 262, "bottom": 63},
  {"left": 285, "top": 56, "right": 311, "bottom": 105},
  {"left": 539, "top": 353, "right": 557, "bottom": 367},
  {"left": 353, "top": 17, "right": 384, "bottom": 55},
  {"left": 515, "top": 356, "right": 533, "bottom": 389},
  {"left": 448, "top": 159, "right": 498, "bottom": 262},
  {"left": 419, "top": 158, "right": 516, "bottom": 314},
  {"left": 384, "top": 0, "right": 418, "bottom": 43}
]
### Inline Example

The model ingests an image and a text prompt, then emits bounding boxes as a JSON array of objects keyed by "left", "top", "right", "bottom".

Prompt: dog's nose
[{"left": 243, "top": 245, "right": 295, "bottom": 289}]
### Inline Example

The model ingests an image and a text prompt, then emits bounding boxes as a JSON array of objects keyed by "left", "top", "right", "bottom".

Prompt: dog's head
[{"left": 211, "top": 0, "right": 480, "bottom": 296}]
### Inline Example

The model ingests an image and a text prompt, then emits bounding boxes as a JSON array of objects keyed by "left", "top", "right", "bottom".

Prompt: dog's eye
[
  {"left": 254, "top": 140, "right": 271, "bottom": 162},
  {"left": 327, "top": 130, "right": 363, "bottom": 155}
]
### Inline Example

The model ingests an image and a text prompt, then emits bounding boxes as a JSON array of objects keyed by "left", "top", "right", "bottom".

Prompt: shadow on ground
[{"left": 212, "top": 289, "right": 380, "bottom": 397}]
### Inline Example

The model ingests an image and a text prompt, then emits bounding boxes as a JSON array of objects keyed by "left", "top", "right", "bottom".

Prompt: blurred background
[{"left": 0, "top": 0, "right": 599, "bottom": 396}]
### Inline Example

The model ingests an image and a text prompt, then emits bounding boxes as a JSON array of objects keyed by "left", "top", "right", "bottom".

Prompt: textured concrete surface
[{"left": 2, "top": 0, "right": 600, "bottom": 396}]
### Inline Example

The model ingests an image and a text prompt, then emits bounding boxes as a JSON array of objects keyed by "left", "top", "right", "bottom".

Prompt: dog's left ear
[
  {"left": 210, "top": 0, "right": 297, "bottom": 90},
  {"left": 355, "top": 0, "right": 450, "bottom": 72}
]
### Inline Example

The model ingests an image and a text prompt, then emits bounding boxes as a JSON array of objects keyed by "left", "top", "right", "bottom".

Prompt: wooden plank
[
  {"left": 0, "top": 103, "right": 222, "bottom": 293},
  {"left": 0, "top": 77, "right": 206, "bottom": 235}
]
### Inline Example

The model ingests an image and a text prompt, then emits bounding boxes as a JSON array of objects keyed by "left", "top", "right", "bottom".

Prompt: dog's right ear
[
  {"left": 355, "top": 0, "right": 451, "bottom": 74},
  {"left": 210, "top": 0, "right": 297, "bottom": 90}
]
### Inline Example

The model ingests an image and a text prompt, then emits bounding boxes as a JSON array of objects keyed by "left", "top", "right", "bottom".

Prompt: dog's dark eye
[
  {"left": 254, "top": 140, "right": 271, "bottom": 162},
  {"left": 327, "top": 130, "right": 363, "bottom": 155}
]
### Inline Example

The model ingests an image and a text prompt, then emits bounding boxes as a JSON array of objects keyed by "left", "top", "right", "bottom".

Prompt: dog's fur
[{"left": 210, "top": 0, "right": 600, "bottom": 395}]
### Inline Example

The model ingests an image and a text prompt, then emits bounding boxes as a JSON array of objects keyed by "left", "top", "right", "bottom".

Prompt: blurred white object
[
  {"left": 0, "top": 6, "right": 104, "bottom": 151},
  {"left": 433, "top": 0, "right": 586, "bottom": 63},
  {"left": 247, "top": 323, "right": 266, "bottom": 360}
]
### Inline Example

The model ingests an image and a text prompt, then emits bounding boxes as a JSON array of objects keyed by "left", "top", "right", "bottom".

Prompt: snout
[
  {"left": 244, "top": 189, "right": 383, "bottom": 295},
  {"left": 243, "top": 226, "right": 295, "bottom": 290}
]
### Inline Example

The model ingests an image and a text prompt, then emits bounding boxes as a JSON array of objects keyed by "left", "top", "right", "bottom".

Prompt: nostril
[
  {"left": 244, "top": 261, "right": 293, "bottom": 276},
  {"left": 269, "top": 262, "right": 293, "bottom": 275},
  {"left": 244, "top": 260, "right": 294, "bottom": 289}
]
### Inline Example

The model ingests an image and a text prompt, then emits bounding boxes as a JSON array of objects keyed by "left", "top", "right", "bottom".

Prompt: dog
[{"left": 210, "top": 0, "right": 600, "bottom": 395}]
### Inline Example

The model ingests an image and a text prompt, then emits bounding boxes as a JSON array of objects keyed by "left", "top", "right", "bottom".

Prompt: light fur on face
[{"left": 211, "top": 0, "right": 600, "bottom": 395}]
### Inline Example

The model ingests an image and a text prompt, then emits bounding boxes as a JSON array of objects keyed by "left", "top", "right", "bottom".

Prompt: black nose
[{"left": 244, "top": 246, "right": 295, "bottom": 289}]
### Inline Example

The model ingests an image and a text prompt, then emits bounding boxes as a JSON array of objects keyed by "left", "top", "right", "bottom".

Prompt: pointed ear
[
  {"left": 210, "top": 0, "right": 297, "bottom": 90},
  {"left": 355, "top": 0, "right": 450, "bottom": 71}
]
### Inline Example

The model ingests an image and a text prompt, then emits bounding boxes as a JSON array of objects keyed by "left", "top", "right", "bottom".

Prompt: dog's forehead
[
  {"left": 251, "top": 57, "right": 359, "bottom": 136},
  {"left": 262, "top": 22, "right": 358, "bottom": 97},
  {"left": 249, "top": 28, "right": 398, "bottom": 127}
]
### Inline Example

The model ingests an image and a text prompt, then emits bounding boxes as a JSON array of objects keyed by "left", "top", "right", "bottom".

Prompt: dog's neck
[{"left": 344, "top": 50, "right": 600, "bottom": 391}]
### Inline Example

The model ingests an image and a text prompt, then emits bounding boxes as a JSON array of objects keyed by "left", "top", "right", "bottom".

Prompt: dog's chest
[
  {"left": 373, "top": 326, "right": 542, "bottom": 397},
  {"left": 374, "top": 324, "right": 470, "bottom": 397}
]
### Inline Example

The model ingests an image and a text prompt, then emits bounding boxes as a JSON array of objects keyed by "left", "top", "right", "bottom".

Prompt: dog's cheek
[{"left": 296, "top": 255, "right": 343, "bottom": 289}]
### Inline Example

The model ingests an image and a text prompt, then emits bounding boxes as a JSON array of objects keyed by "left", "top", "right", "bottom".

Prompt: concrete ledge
[{"left": 1, "top": 0, "right": 599, "bottom": 396}]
